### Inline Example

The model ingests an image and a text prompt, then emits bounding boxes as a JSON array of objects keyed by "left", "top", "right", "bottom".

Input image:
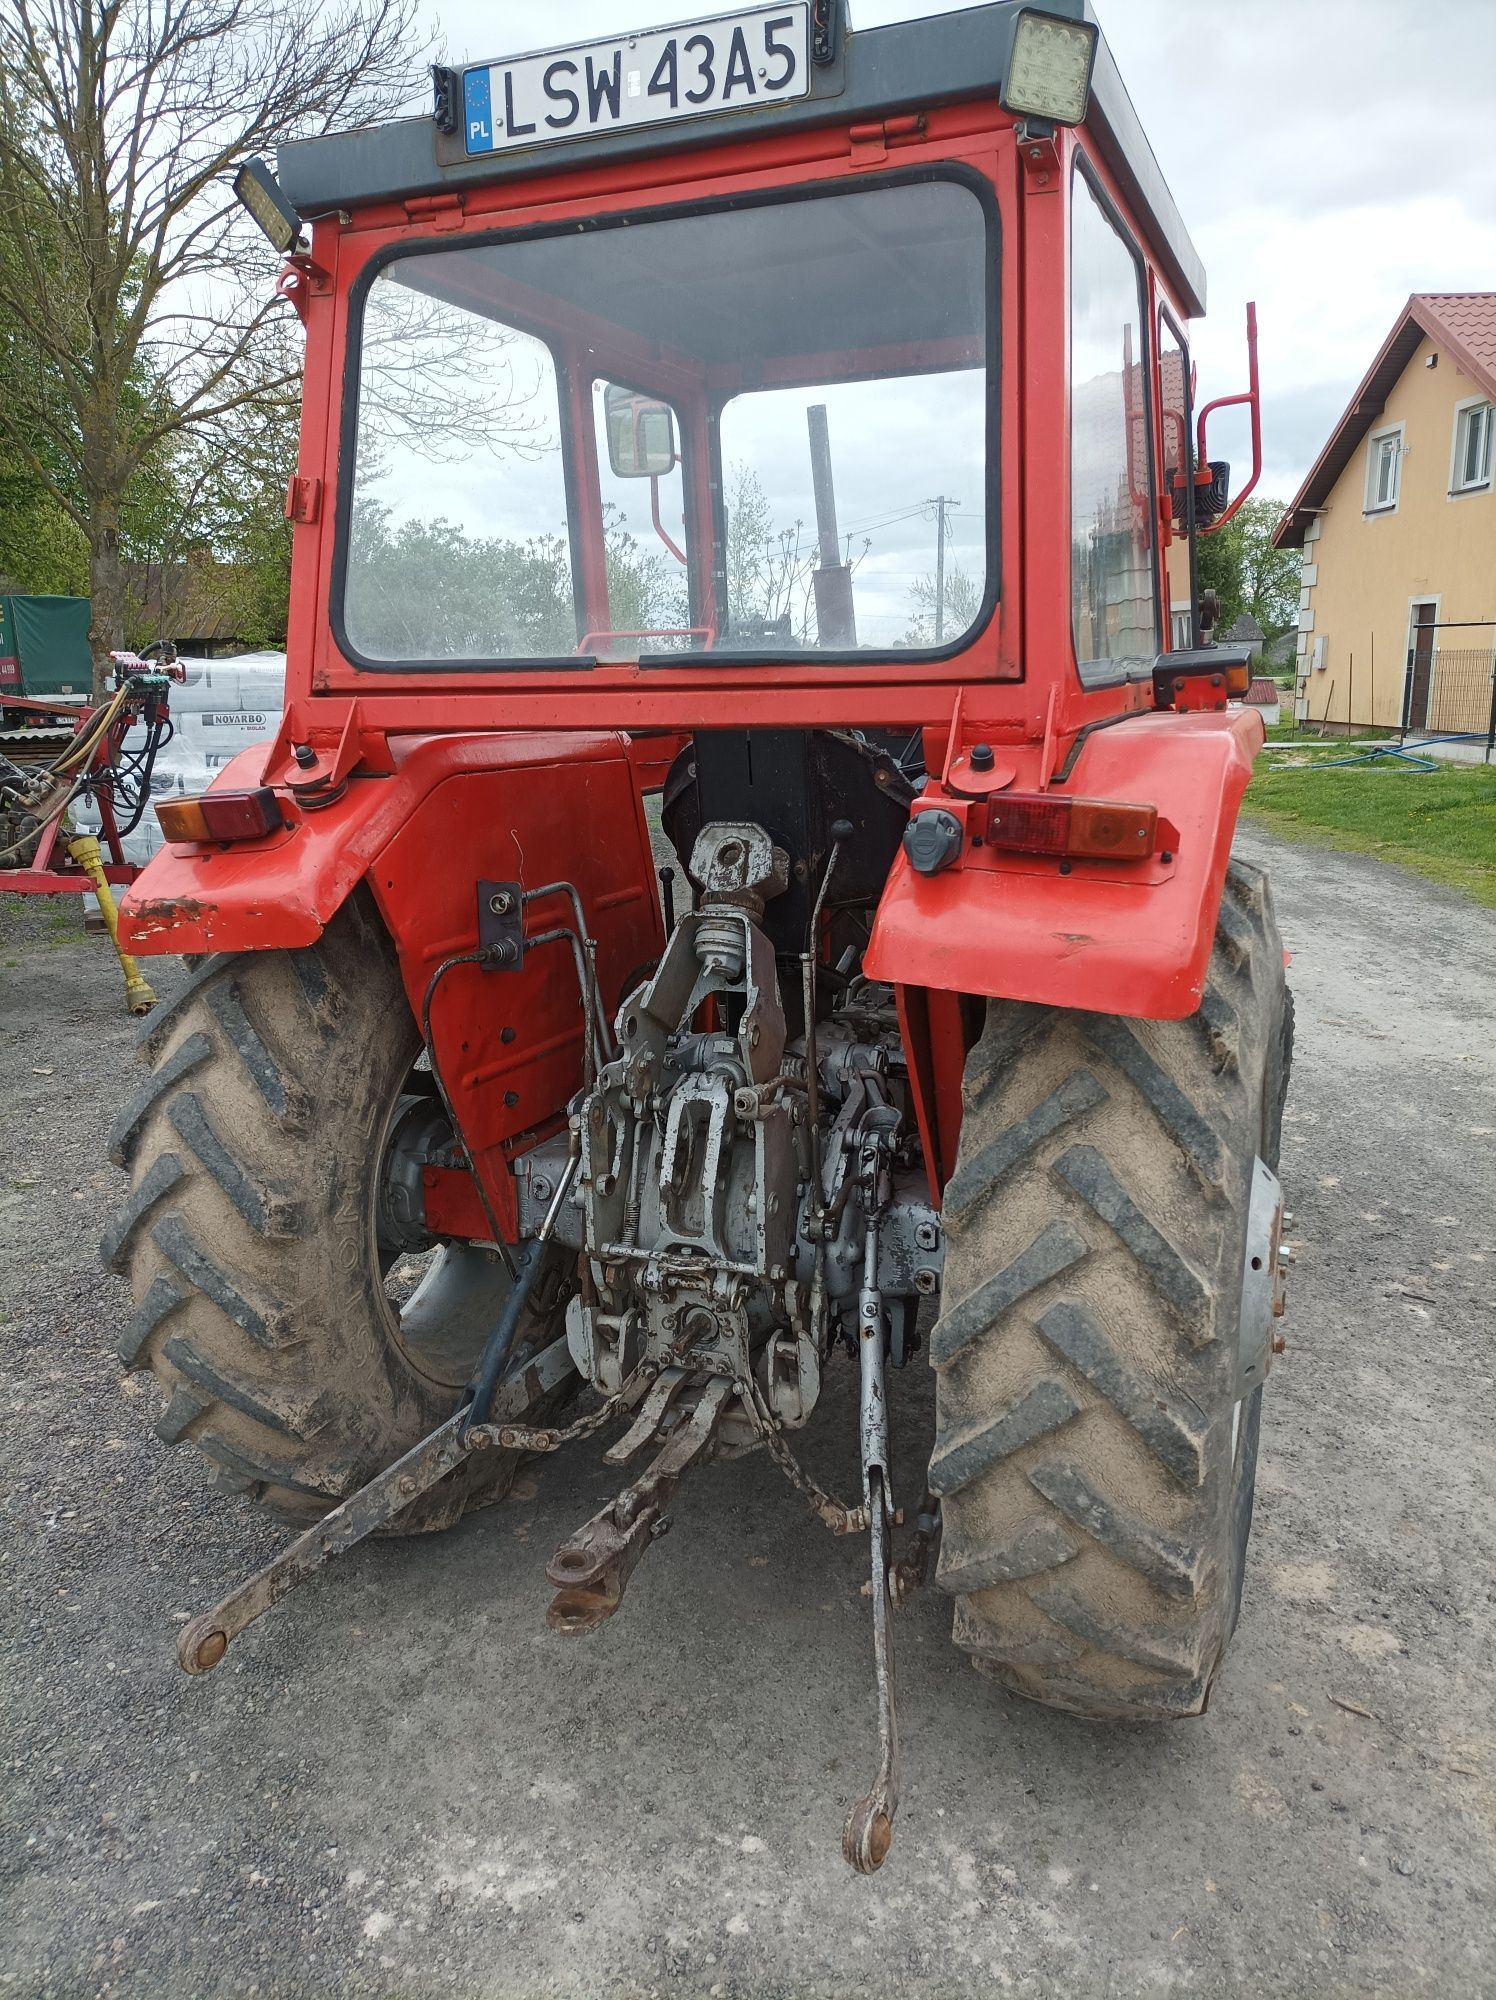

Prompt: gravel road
[{"left": 3, "top": 828, "right": 1493, "bottom": 1999}]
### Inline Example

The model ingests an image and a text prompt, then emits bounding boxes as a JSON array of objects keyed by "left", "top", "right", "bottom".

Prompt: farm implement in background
[{"left": 1, "top": 649, "right": 180, "bottom": 1013}]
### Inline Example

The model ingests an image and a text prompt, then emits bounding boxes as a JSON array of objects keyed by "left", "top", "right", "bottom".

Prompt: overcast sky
[{"left": 425, "top": 0, "right": 1496, "bottom": 504}]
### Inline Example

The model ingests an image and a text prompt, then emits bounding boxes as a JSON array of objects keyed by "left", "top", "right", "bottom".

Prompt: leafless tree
[{"left": 0, "top": 0, "right": 428, "bottom": 688}]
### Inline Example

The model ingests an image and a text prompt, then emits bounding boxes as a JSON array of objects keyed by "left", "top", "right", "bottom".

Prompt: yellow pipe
[{"left": 66, "top": 833, "right": 158, "bottom": 1015}]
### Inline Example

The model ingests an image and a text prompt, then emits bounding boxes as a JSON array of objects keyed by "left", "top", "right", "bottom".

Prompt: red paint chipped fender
[{"left": 866, "top": 707, "right": 1262, "bottom": 1022}]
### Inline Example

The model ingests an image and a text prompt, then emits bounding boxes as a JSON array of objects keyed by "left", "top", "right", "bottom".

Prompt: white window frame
[
  {"left": 1364, "top": 423, "right": 1404, "bottom": 514},
  {"left": 1449, "top": 396, "right": 1493, "bottom": 495}
]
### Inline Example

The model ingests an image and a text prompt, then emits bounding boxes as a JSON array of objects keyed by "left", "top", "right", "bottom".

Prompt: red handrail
[{"left": 1195, "top": 300, "right": 1261, "bottom": 537}]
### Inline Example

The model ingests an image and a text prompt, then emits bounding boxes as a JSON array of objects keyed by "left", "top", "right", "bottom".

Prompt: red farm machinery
[
  {"left": 104, "top": 0, "right": 1286, "bottom": 1869},
  {"left": 2, "top": 629, "right": 181, "bottom": 1012}
]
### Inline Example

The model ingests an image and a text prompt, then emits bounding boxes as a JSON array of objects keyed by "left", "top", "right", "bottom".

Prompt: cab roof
[{"left": 277, "top": 1, "right": 1205, "bottom": 318}]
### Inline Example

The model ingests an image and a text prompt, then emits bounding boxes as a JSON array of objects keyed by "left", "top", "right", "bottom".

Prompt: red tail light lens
[
  {"left": 985, "top": 795, "right": 1071, "bottom": 852},
  {"left": 156, "top": 787, "right": 284, "bottom": 845},
  {"left": 986, "top": 793, "right": 1157, "bottom": 860}
]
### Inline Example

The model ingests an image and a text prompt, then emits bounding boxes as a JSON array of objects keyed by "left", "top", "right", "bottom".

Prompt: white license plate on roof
[{"left": 461, "top": 5, "right": 812, "bottom": 157}]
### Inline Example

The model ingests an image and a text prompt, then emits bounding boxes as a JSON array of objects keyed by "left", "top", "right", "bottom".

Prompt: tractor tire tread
[
  {"left": 106, "top": 889, "right": 566, "bottom": 1529},
  {"left": 933, "top": 870, "right": 1290, "bottom": 1718}
]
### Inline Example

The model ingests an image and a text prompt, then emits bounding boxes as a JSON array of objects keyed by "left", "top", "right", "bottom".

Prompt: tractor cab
[
  {"left": 256, "top": 0, "right": 1254, "bottom": 718},
  {"left": 111, "top": 3, "right": 1288, "bottom": 1878}
]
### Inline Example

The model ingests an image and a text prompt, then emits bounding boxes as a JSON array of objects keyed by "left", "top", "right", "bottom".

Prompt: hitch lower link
[
  {"left": 545, "top": 1372, "right": 732, "bottom": 1632},
  {"left": 173, "top": 1149, "right": 935, "bottom": 1875}
]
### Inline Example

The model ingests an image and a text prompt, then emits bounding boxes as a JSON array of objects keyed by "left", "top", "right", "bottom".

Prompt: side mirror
[{"left": 603, "top": 383, "right": 676, "bottom": 480}]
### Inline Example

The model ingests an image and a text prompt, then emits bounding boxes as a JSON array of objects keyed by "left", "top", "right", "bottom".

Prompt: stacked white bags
[{"left": 77, "top": 651, "right": 287, "bottom": 865}]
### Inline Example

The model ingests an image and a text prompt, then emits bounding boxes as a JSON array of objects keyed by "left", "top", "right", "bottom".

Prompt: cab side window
[
  {"left": 1158, "top": 315, "right": 1196, "bottom": 650},
  {"left": 1070, "top": 165, "right": 1159, "bottom": 681}
]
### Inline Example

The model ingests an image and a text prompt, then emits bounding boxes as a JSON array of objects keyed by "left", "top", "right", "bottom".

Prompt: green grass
[
  {"left": 1261, "top": 722, "right": 1393, "bottom": 743},
  {"left": 1242, "top": 760, "right": 1496, "bottom": 907}
]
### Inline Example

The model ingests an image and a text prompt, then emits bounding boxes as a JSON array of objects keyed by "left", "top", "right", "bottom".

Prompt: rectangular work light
[
  {"left": 232, "top": 157, "right": 302, "bottom": 255},
  {"left": 1001, "top": 9, "right": 1099, "bottom": 126}
]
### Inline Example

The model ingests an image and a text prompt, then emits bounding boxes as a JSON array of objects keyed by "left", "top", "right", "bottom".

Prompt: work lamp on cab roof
[
  {"left": 1000, "top": 7, "right": 1099, "bottom": 124},
  {"left": 231, "top": 156, "right": 301, "bottom": 254}
]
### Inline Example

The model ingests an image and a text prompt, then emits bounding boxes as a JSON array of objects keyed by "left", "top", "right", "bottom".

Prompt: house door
[{"left": 1406, "top": 603, "right": 1437, "bottom": 731}]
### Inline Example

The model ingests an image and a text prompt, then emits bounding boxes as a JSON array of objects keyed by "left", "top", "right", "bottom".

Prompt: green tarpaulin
[{"left": 0, "top": 595, "right": 93, "bottom": 697}]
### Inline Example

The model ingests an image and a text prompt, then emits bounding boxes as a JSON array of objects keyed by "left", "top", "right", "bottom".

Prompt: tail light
[
  {"left": 156, "top": 788, "right": 284, "bottom": 845},
  {"left": 986, "top": 793, "right": 1157, "bottom": 860}
]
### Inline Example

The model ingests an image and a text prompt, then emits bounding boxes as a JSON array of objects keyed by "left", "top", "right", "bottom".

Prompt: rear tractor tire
[
  {"left": 931, "top": 860, "right": 1292, "bottom": 1718},
  {"left": 103, "top": 889, "right": 571, "bottom": 1531}
]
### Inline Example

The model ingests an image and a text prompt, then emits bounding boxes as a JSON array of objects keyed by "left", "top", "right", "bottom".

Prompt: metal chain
[
  {"left": 481, "top": 1355, "right": 667, "bottom": 1456},
  {"left": 732, "top": 1362, "right": 867, "bottom": 1537},
  {"left": 473, "top": 1296, "right": 867, "bottom": 1536}
]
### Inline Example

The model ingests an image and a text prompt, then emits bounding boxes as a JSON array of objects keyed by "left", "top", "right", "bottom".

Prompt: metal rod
[
  {"left": 844, "top": 1200, "right": 899, "bottom": 1872},
  {"left": 462, "top": 1146, "right": 579, "bottom": 1435},
  {"left": 174, "top": 1333, "right": 576, "bottom": 1676},
  {"left": 524, "top": 926, "right": 606, "bottom": 1082},
  {"left": 522, "top": 881, "right": 615, "bottom": 1060}
]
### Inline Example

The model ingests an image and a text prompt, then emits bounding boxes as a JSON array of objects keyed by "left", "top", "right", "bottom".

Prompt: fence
[{"left": 1401, "top": 624, "right": 1496, "bottom": 759}]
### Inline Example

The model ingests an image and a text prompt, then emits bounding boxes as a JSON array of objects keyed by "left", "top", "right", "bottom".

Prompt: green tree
[
  {"left": 0, "top": 0, "right": 423, "bottom": 689},
  {"left": 343, "top": 497, "right": 696, "bottom": 662},
  {"left": 721, "top": 461, "right": 825, "bottom": 639},
  {"left": 1196, "top": 495, "right": 1300, "bottom": 641},
  {"left": 601, "top": 506, "right": 687, "bottom": 647},
  {"left": 903, "top": 563, "right": 981, "bottom": 647}
]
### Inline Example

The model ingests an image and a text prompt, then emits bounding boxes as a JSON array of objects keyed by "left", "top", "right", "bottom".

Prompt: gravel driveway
[{"left": 3, "top": 828, "right": 1493, "bottom": 1999}]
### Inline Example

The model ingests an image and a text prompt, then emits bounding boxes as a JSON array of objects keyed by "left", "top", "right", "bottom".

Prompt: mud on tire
[
  {"left": 103, "top": 889, "right": 569, "bottom": 1530},
  {"left": 931, "top": 860, "right": 1292, "bottom": 1718}
]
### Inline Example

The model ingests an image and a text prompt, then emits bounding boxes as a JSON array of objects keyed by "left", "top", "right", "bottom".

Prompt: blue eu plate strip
[{"left": 463, "top": 67, "right": 494, "bottom": 154}]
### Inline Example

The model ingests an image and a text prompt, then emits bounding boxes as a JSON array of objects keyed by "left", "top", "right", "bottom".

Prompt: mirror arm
[
  {"left": 1195, "top": 301, "right": 1260, "bottom": 539},
  {"left": 651, "top": 473, "right": 687, "bottom": 566}
]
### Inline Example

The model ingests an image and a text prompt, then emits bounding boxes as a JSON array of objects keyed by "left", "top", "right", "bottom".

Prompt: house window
[
  {"left": 1365, "top": 426, "right": 1403, "bottom": 513},
  {"left": 1451, "top": 400, "right": 1493, "bottom": 493}
]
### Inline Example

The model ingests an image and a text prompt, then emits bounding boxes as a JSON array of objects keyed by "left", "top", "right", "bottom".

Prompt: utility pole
[{"left": 926, "top": 497, "right": 960, "bottom": 642}]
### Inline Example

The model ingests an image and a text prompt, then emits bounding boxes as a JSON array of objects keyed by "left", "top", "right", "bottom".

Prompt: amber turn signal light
[
  {"left": 156, "top": 787, "right": 284, "bottom": 845},
  {"left": 985, "top": 793, "right": 1157, "bottom": 860}
]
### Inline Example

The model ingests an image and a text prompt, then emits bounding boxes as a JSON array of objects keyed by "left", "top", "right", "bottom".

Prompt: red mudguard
[
  {"left": 119, "top": 728, "right": 665, "bottom": 1237},
  {"left": 865, "top": 708, "right": 1262, "bottom": 1021}
]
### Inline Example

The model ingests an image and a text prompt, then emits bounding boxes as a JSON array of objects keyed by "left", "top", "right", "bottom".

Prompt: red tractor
[{"left": 106, "top": 0, "right": 1288, "bottom": 1869}]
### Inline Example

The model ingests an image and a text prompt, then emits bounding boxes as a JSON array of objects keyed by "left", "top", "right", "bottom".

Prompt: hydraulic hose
[{"left": 419, "top": 949, "right": 517, "bottom": 1279}]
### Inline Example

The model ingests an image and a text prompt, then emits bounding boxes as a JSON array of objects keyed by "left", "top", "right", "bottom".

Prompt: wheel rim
[{"left": 373, "top": 1066, "right": 514, "bottom": 1391}]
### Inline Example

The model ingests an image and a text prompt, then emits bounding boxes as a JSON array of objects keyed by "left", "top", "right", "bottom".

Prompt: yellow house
[{"left": 1273, "top": 293, "right": 1496, "bottom": 740}]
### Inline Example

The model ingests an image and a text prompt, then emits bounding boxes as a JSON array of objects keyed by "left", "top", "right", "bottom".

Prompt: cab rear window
[{"left": 338, "top": 174, "right": 995, "bottom": 668}]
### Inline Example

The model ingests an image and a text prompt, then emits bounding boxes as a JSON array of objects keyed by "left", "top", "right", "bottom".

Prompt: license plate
[{"left": 461, "top": 5, "right": 812, "bottom": 158}]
